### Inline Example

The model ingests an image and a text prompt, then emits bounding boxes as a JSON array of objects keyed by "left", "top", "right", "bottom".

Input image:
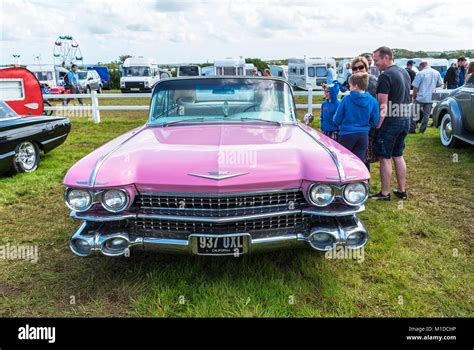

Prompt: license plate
[
  {"left": 130, "top": 88, "right": 140, "bottom": 91},
  {"left": 190, "top": 234, "right": 250, "bottom": 256}
]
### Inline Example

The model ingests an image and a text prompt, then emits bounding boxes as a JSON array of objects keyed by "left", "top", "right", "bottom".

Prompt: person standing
[
  {"left": 465, "top": 61, "right": 474, "bottom": 84},
  {"left": 405, "top": 60, "right": 417, "bottom": 88},
  {"left": 410, "top": 60, "right": 443, "bottom": 134},
  {"left": 371, "top": 46, "right": 411, "bottom": 201},
  {"left": 332, "top": 73, "right": 379, "bottom": 161},
  {"left": 444, "top": 57, "right": 466, "bottom": 89},
  {"left": 457, "top": 57, "right": 467, "bottom": 86},
  {"left": 350, "top": 56, "right": 377, "bottom": 97},
  {"left": 263, "top": 68, "right": 272, "bottom": 77},
  {"left": 64, "top": 64, "right": 83, "bottom": 105},
  {"left": 363, "top": 53, "right": 380, "bottom": 78},
  {"left": 326, "top": 63, "right": 337, "bottom": 83}
]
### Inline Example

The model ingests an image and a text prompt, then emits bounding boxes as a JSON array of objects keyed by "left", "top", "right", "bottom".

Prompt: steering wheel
[{"left": 243, "top": 104, "right": 260, "bottom": 113}]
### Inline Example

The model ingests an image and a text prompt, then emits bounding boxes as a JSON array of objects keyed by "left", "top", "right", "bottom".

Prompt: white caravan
[
  {"left": 336, "top": 58, "right": 353, "bottom": 83},
  {"left": 201, "top": 66, "right": 215, "bottom": 76},
  {"left": 26, "top": 64, "right": 64, "bottom": 88},
  {"left": 177, "top": 65, "right": 201, "bottom": 77},
  {"left": 214, "top": 57, "right": 246, "bottom": 76},
  {"left": 269, "top": 65, "right": 288, "bottom": 80},
  {"left": 287, "top": 57, "right": 337, "bottom": 90},
  {"left": 120, "top": 56, "right": 160, "bottom": 93}
]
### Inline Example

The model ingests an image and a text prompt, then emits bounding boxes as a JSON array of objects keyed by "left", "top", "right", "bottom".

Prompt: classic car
[
  {"left": 0, "top": 67, "right": 44, "bottom": 116},
  {"left": 0, "top": 100, "right": 71, "bottom": 175},
  {"left": 64, "top": 77, "right": 370, "bottom": 257},
  {"left": 433, "top": 74, "right": 474, "bottom": 147}
]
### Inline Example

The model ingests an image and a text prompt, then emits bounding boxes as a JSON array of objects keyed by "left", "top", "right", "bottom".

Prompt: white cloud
[{"left": 0, "top": 0, "right": 472, "bottom": 65}]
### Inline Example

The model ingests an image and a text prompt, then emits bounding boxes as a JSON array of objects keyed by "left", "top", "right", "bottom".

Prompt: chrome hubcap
[
  {"left": 18, "top": 143, "right": 36, "bottom": 170},
  {"left": 442, "top": 119, "right": 452, "bottom": 142}
]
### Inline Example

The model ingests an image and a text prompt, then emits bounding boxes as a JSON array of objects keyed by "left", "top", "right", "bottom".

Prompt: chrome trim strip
[
  {"left": 137, "top": 188, "right": 301, "bottom": 197},
  {"left": 41, "top": 133, "right": 68, "bottom": 145},
  {"left": 0, "top": 151, "right": 15, "bottom": 159},
  {"left": 139, "top": 203, "right": 297, "bottom": 212},
  {"left": 136, "top": 210, "right": 302, "bottom": 223},
  {"left": 188, "top": 172, "right": 249, "bottom": 180},
  {"left": 297, "top": 123, "right": 345, "bottom": 181},
  {"left": 302, "top": 205, "right": 365, "bottom": 217},
  {"left": 70, "top": 211, "right": 136, "bottom": 222},
  {"left": 88, "top": 125, "right": 147, "bottom": 187}
]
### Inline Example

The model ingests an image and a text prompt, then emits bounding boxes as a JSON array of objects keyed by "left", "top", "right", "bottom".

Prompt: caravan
[
  {"left": 287, "top": 57, "right": 337, "bottom": 90},
  {"left": 120, "top": 56, "right": 160, "bottom": 93},
  {"left": 26, "top": 64, "right": 68, "bottom": 94},
  {"left": 214, "top": 57, "right": 246, "bottom": 76},
  {"left": 269, "top": 65, "right": 288, "bottom": 80}
]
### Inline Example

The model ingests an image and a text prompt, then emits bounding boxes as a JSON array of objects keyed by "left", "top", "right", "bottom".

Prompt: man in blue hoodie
[
  {"left": 320, "top": 82, "right": 342, "bottom": 140},
  {"left": 333, "top": 73, "right": 380, "bottom": 161}
]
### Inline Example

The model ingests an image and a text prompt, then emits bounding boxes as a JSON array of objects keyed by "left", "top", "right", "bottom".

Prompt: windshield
[
  {"left": 179, "top": 66, "right": 200, "bottom": 76},
  {"left": 149, "top": 78, "right": 296, "bottom": 124},
  {"left": 122, "top": 66, "right": 151, "bottom": 77},
  {"left": 0, "top": 101, "right": 18, "bottom": 119},
  {"left": 77, "top": 71, "right": 87, "bottom": 80}
]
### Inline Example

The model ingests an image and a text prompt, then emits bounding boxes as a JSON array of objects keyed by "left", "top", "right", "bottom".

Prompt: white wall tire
[{"left": 440, "top": 113, "right": 459, "bottom": 148}]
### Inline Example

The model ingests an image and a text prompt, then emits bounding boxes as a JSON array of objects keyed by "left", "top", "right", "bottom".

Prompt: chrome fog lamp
[
  {"left": 65, "top": 189, "right": 93, "bottom": 212},
  {"left": 343, "top": 183, "right": 368, "bottom": 206},
  {"left": 309, "top": 231, "right": 335, "bottom": 251},
  {"left": 70, "top": 237, "right": 93, "bottom": 256},
  {"left": 100, "top": 233, "right": 130, "bottom": 257},
  {"left": 347, "top": 231, "right": 365, "bottom": 246},
  {"left": 308, "top": 184, "right": 334, "bottom": 207},
  {"left": 101, "top": 189, "right": 129, "bottom": 213}
]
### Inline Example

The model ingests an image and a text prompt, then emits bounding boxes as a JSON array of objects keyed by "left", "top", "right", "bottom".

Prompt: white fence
[{"left": 43, "top": 89, "right": 451, "bottom": 124}]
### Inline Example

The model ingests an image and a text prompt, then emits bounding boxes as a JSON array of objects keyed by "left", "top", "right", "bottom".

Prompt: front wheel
[
  {"left": 97, "top": 85, "right": 103, "bottom": 93},
  {"left": 43, "top": 101, "right": 53, "bottom": 116},
  {"left": 11, "top": 141, "right": 40, "bottom": 174},
  {"left": 440, "top": 113, "right": 459, "bottom": 148}
]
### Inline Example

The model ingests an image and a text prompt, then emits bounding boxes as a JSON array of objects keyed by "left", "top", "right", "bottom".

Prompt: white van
[
  {"left": 287, "top": 57, "right": 337, "bottom": 90},
  {"left": 424, "top": 58, "right": 449, "bottom": 78},
  {"left": 269, "top": 65, "right": 288, "bottom": 80},
  {"left": 120, "top": 56, "right": 160, "bottom": 93},
  {"left": 214, "top": 57, "right": 246, "bottom": 76},
  {"left": 177, "top": 65, "right": 201, "bottom": 77}
]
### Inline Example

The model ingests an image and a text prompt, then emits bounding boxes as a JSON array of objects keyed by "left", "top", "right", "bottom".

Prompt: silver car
[{"left": 77, "top": 70, "right": 102, "bottom": 93}]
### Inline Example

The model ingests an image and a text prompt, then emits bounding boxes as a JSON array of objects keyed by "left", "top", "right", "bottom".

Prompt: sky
[{"left": 1, "top": 0, "right": 473, "bottom": 65}]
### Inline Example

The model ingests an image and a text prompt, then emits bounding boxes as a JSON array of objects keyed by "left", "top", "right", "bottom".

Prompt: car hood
[{"left": 64, "top": 123, "right": 369, "bottom": 193}]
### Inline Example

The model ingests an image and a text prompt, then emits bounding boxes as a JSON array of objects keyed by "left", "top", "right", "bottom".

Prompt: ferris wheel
[{"left": 53, "top": 35, "right": 84, "bottom": 67}]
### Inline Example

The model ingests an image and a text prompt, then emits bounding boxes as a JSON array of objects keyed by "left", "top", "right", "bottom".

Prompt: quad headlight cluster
[
  {"left": 65, "top": 188, "right": 129, "bottom": 213},
  {"left": 308, "top": 182, "right": 368, "bottom": 207}
]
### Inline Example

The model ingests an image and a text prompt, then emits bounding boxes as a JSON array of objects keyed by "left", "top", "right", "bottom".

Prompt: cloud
[
  {"left": 154, "top": 0, "right": 194, "bottom": 12},
  {"left": 126, "top": 24, "right": 152, "bottom": 32}
]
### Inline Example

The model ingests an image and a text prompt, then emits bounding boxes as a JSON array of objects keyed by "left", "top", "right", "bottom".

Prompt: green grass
[{"left": 0, "top": 109, "right": 473, "bottom": 317}]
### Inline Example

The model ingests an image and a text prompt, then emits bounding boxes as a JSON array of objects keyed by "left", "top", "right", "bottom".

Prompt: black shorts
[{"left": 374, "top": 118, "right": 410, "bottom": 159}]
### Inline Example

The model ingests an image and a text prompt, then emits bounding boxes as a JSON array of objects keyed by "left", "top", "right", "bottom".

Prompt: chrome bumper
[{"left": 68, "top": 214, "right": 368, "bottom": 257}]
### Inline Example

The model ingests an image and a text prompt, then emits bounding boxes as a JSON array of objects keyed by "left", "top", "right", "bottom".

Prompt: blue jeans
[
  {"left": 337, "top": 132, "right": 369, "bottom": 161},
  {"left": 447, "top": 84, "right": 458, "bottom": 89}
]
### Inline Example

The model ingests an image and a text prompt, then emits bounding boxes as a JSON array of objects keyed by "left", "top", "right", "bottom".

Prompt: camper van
[
  {"left": 26, "top": 65, "right": 68, "bottom": 94},
  {"left": 120, "top": 56, "right": 160, "bottom": 93},
  {"left": 177, "top": 65, "right": 201, "bottom": 77},
  {"left": 269, "top": 65, "right": 288, "bottom": 80},
  {"left": 214, "top": 57, "right": 246, "bottom": 76},
  {"left": 287, "top": 57, "right": 337, "bottom": 90}
]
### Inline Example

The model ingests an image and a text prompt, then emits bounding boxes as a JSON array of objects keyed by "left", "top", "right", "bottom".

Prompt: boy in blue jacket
[
  {"left": 333, "top": 73, "right": 379, "bottom": 161},
  {"left": 320, "top": 81, "right": 343, "bottom": 140}
]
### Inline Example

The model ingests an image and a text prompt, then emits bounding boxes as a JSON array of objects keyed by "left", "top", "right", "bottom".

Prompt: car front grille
[
  {"left": 134, "top": 190, "right": 307, "bottom": 217},
  {"left": 124, "top": 81, "right": 145, "bottom": 88},
  {"left": 132, "top": 212, "right": 311, "bottom": 239}
]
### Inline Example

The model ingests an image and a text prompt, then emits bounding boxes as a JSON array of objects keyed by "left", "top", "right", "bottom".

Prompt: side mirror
[{"left": 304, "top": 113, "right": 314, "bottom": 125}]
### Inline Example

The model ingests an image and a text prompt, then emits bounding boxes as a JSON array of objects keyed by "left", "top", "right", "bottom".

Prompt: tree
[{"left": 119, "top": 54, "right": 132, "bottom": 64}]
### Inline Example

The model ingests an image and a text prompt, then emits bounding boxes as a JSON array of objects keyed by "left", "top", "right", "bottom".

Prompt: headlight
[
  {"left": 308, "top": 184, "right": 334, "bottom": 207},
  {"left": 65, "top": 189, "right": 93, "bottom": 212},
  {"left": 101, "top": 189, "right": 129, "bottom": 212},
  {"left": 343, "top": 183, "right": 368, "bottom": 206}
]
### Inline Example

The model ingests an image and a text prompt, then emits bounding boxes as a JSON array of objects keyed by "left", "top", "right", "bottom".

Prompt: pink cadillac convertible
[{"left": 64, "top": 77, "right": 370, "bottom": 257}]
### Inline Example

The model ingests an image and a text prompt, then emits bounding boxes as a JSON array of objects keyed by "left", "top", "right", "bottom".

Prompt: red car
[{"left": 0, "top": 67, "right": 44, "bottom": 116}]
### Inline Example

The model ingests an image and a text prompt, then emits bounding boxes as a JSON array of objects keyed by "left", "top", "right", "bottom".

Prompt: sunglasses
[{"left": 352, "top": 65, "right": 366, "bottom": 71}]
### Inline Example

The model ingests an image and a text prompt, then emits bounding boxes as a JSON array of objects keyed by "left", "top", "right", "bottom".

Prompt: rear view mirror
[{"left": 304, "top": 113, "right": 314, "bottom": 125}]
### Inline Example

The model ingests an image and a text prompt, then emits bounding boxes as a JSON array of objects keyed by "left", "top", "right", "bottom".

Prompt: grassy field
[{"left": 0, "top": 103, "right": 473, "bottom": 317}]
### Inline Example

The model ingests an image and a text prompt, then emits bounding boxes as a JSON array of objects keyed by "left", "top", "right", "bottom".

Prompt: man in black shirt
[
  {"left": 405, "top": 60, "right": 417, "bottom": 88},
  {"left": 371, "top": 46, "right": 411, "bottom": 201}
]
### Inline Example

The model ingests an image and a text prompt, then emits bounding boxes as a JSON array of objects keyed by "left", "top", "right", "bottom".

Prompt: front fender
[{"left": 433, "top": 97, "right": 463, "bottom": 134}]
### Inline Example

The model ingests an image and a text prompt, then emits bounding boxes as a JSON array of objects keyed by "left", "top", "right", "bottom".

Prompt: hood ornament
[{"left": 188, "top": 171, "right": 249, "bottom": 180}]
